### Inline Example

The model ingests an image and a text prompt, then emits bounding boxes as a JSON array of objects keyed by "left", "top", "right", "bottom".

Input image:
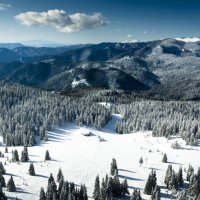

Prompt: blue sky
[{"left": 0, "top": 0, "right": 200, "bottom": 44}]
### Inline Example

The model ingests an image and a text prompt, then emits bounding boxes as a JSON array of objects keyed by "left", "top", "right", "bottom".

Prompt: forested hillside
[{"left": 0, "top": 84, "right": 111, "bottom": 146}]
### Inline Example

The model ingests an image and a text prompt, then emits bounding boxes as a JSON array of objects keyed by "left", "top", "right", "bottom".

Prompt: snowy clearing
[{"left": 1, "top": 114, "right": 200, "bottom": 200}]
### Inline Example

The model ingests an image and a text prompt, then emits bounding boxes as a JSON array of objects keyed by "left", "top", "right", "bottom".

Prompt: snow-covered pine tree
[
  {"left": 164, "top": 164, "right": 173, "bottom": 188},
  {"left": 121, "top": 179, "right": 129, "bottom": 196},
  {"left": 7, "top": 175, "right": 16, "bottom": 192},
  {"left": 0, "top": 173, "right": 6, "bottom": 187},
  {"left": 139, "top": 156, "right": 143, "bottom": 166},
  {"left": 186, "top": 165, "right": 194, "bottom": 181},
  {"left": 45, "top": 150, "right": 51, "bottom": 161},
  {"left": 46, "top": 173, "right": 57, "bottom": 200},
  {"left": 144, "top": 170, "right": 157, "bottom": 195},
  {"left": 177, "top": 167, "right": 183, "bottom": 188},
  {"left": 131, "top": 189, "right": 142, "bottom": 200},
  {"left": 0, "top": 183, "right": 6, "bottom": 200},
  {"left": 0, "top": 162, "right": 6, "bottom": 175},
  {"left": 28, "top": 163, "right": 35, "bottom": 176},
  {"left": 93, "top": 175, "right": 100, "bottom": 200},
  {"left": 57, "top": 168, "right": 64, "bottom": 182},
  {"left": 110, "top": 158, "right": 118, "bottom": 176},
  {"left": 162, "top": 154, "right": 167, "bottom": 163},
  {"left": 39, "top": 187, "right": 46, "bottom": 200},
  {"left": 12, "top": 150, "right": 19, "bottom": 162},
  {"left": 151, "top": 185, "right": 160, "bottom": 200}
]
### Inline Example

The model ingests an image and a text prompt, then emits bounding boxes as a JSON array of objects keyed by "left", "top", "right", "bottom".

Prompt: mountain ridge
[{"left": 0, "top": 38, "right": 200, "bottom": 100}]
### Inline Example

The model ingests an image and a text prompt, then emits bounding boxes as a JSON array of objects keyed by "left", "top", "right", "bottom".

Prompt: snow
[
  {"left": 1, "top": 114, "right": 200, "bottom": 199},
  {"left": 71, "top": 79, "right": 90, "bottom": 88},
  {"left": 176, "top": 37, "right": 200, "bottom": 43}
]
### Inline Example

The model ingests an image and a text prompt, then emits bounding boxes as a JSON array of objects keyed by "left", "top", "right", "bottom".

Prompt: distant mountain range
[{"left": 1, "top": 37, "right": 200, "bottom": 100}]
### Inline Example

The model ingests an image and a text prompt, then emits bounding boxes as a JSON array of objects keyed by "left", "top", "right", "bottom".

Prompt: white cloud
[
  {"left": 0, "top": 3, "right": 11, "bottom": 10},
  {"left": 15, "top": 9, "right": 107, "bottom": 33}
]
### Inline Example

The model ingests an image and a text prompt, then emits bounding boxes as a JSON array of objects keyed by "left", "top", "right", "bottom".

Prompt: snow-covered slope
[
  {"left": 1, "top": 114, "right": 199, "bottom": 199},
  {"left": 176, "top": 37, "right": 200, "bottom": 43}
]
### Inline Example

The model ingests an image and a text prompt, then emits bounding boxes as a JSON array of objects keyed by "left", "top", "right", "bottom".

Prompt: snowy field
[{"left": 1, "top": 114, "right": 200, "bottom": 199}]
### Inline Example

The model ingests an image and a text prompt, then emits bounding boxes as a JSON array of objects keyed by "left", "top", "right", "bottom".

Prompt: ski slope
[{"left": 0, "top": 114, "right": 199, "bottom": 199}]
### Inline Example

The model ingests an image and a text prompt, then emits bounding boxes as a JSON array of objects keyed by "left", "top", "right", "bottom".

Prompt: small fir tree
[
  {"left": 7, "top": 176, "right": 16, "bottom": 192},
  {"left": 39, "top": 187, "right": 46, "bottom": 200},
  {"left": 28, "top": 163, "right": 35, "bottom": 176},
  {"left": 162, "top": 154, "right": 168, "bottom": 163},
  {"left": 45, "top": 150, "right": 51, "bottom": 161}
]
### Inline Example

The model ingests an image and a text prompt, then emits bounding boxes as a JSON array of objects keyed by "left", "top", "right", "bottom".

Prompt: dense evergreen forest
[
  {"left": 0, "top": 84, "right": 111, "bottom": 146},
  {"left": 116, "top": 100, "right": 200, "bottom": 145},
  {"left": 0, "top": 84, "right": 200, "bottom": 147}
]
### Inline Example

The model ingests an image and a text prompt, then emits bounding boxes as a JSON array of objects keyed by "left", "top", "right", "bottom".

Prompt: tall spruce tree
[
  {"left": 110, "top": 158, "right": 118, "bottom": 176},
  {"left": 151, "top": 185, "right": 160, "bottom": 200},
  {"left": 93, "top": 175, "right": 100, "bottom": 200},
  {"left": 144, "top": 170, "right": 157, "bottom": 195},
  {"left": 46, "top": 173, "right": 57, "bottom": 200},
  {"left": 57, "top": 168, "right": 64, "bottom": 182},
  {"left": 177, "top": 167, "right": 183, "bottom": 187},
  {"left": 186, "top": 165, "right": 194, "bottom": 181},
  {"left": 164, "top": 164, "right": 173, "bottom": 188}
]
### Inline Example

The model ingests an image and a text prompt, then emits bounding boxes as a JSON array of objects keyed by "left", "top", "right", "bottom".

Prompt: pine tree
[
  {"left": 100, "top": 178, "right": 106, "bottom": 200},
  {"left": 139, "top": 156, "right": 143, "bottom": 166},
  {"left": 5, "top": 146, "right": 8, "bottom": 154},
  {"left": 162, "top": 154, "right": 167, "bottom": 163},
  {"left": 46, "top": 173, "right": 57, "bottom": 200},
  {"left": 0, "top": 162, "right": 6, "bottom": 175},
  {"left": 164, "top": 164, "right": 173, "bottom": 188},
  {"left": 177, "top": 167, "right": 183, "bottom": 187},
  {"left": 0, "top": 183, "right": 7, "bottom": 200},
  {"left": 57, "top": 168, "right": 64, "bottom": 182},
  {"left": 186, "top": 165, "right": 194, "bottom": 181},
  {"left": 28, "top": 163, "right": 35, "bottom": 176},
  {"left": 21, "top": 147, "right": 29, "bottom": 162},
  {"left": 45, "top": 150, "right": 51, "bottom": 161},
  {"left": 131, "top": 189, "right": 142, "bottom": 200},
  {"left": 93, "top": 175, "right": 100, "bottom": 200},
  {"left": 39, "top": 187, "right": 46, "bottom": 200},
  {"left": 105, "top": 178, "right": 113, "bottom": 200},
  {"left": 144, "top": 170, "right": 157, "bottom": 195},
  {"left": 59, "top": 181, "right": 69, "bottom": 200},
  {"left": 0, "top": 173, "right": 6, "bottom": 187},
  {"left": 110, "top": 158, "right": 118, "bottom": 176},
  {"left": 7, "top": 176, "right": 16, "bottom": 192},
  {"left": 151, "top": 185, "right": 160, "bottom": 200},
  {"left": 169, "top": 170, "right": 178, "bottom": 190},
  {"left": 121, "top": 179, "right": 129, "bottom": 196},
  {"left": 12, "top": 150, "right": 19, "bottom": 162}
]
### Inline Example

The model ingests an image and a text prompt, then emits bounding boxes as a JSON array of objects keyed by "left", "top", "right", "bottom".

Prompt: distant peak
[{"left": 175, "top": 37, "right": 200, "bottom": 43}]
